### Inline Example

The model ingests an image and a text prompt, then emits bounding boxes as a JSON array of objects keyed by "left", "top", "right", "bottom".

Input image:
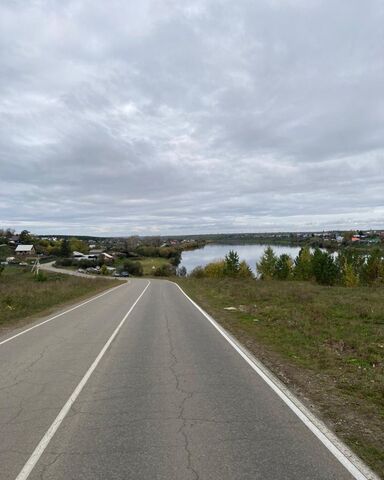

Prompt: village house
[{"left": 15, "top": 245, "right": 36, "bottom": 255}]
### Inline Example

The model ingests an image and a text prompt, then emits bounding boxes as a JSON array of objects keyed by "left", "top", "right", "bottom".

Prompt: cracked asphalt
[{"left": 0, "top": 279, "right": 355, "bottom": 479}]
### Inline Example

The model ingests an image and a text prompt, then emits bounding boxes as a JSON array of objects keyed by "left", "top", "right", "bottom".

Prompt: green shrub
[
  {"left": 123, "top": 260, "right": 144, "bottom": 277},
  {"left": 189, "top": 266, "right": 206, "bottom": 278},
  {"left": 204, "top": 260, "right": 226, "bottom": 278},
  {"left": 361, "top": 250, "right": 384, "bottom": 284},
  {"left": 34, "top": 271, "right": 47, "bottom": 282},
  {"left": 153, "top": 264, "right": 176, "bottom": 277}
]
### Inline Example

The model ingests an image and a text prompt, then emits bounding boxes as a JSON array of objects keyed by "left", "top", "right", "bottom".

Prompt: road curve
[{"left": 0, "top": 279, "right": 370, "bottom": 479}]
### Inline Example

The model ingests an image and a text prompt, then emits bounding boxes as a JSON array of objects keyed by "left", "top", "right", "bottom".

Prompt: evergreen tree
[
  {"left": 256, "top": 247, "right": 278, "bottom": 280},
  {"left": 224, "top": 250, "right": 240, "bottom": 276},
  {"left": 293, "top": 247, "right": 313, "bottom": 280},
  {"left": 312, "top": 249, "right": 338, "bottom": 285},
  {"left": 60, "top": 238, "right": 72, "bottom": 257},
  {"left": 274, "top": 254, "right": 294, "bottom": 280}
]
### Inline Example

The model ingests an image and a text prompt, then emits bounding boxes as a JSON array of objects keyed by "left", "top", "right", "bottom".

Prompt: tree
[
  {"left": 312, "top": 249, "right": 339, "bottom": 285},
  {"left": 224, "top": 250, "right": 240, "bottom": 276},
  {"left": 361, "top": 249, "right": 383, "bottom": 284},
  {"left": 293, "top": 247, "right": 313, "bottom": 280},
  {"left": 274, "top": 254, "right": 293, "bottom": 280},
  {"left": 342, "top": 261, "right": 360, "bottom": 287},
  {"left": 69, "top": 238, "right": 89, "bottom": 254},
  {"left": 60, "top": 238, "right": 72, "bottom": 257},
  {"left": 238, "top": 260, "right": 254, "bottom": 279},
  {"left": 0, "top": 264, "right": 4, "bottom": 276},
  {"left": 256, "top": 247, "right": 277, "bottom": 280},
  {"left": 19, "top": 230, "right": 32, "bottom": 244}
]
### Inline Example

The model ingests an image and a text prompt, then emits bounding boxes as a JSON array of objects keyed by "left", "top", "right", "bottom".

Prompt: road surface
[{"left": 0, "top": 279, "right": 374, "bottom": 479}]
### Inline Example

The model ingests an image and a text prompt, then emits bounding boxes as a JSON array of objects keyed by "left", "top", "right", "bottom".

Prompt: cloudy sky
[{"left": 1, "top": 0, "right": 383, "bottom": 236}]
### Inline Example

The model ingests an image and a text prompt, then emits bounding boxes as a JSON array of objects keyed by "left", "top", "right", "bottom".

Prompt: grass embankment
[
  {"left": 176, "top": 277, "right": 384, "bottom": 476},
  {"left": 0, "top": 267, "right": 120, "bottom": 331}
]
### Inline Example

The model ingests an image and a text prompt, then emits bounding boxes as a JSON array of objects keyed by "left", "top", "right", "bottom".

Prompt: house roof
[{"left": 15, "top": 244, "right": 34, "bottom": 252}]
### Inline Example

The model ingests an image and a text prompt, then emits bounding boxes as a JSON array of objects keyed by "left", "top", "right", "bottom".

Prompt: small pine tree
[
  {"left": 238, "top": 261, "right": 254, "bottom": 279},
  {"left": 274, "top": 254, "right": 293, "bottom": 280},
  {"left": 256, "top": 247, "right": 277, "bottom": 280},
  {"left": 312, "top": 249, "right": 339, "bottom": 285},
  {"left": 60, "top": 238, "right": 71, "bottom": 257},
  {"left": 293, "top": 247, "right": 313, "bottom": 280},
  {"left": 224, "top": 250, "right": 240, "bottom": 276}
]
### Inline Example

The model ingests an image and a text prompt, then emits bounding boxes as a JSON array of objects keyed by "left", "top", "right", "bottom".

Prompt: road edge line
[
  {"left": 0, "top": 281, "right": 129, "bottom": 347},
  {"left": 15, "top": 280, "right": 150, "bottom": 480},
  {"left": 173, "top": 281, "right": 379, "bottom": 480}
]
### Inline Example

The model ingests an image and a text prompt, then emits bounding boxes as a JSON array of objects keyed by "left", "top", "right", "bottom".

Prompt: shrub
[
  {"left": 0, "top": 264, "right": 4, "bottom": 276},
  {"left": 189, "top": 266, "right": 206, "bottom": 278},
  {"left": 256, "top": 247, "right": 278, "bottom": 279},
  {"left": 361, "top": 250, "right": 384, "bottom": 284},
  {"left": 34, "top": 271, "right": 47, "bottom": 282},
  {"left": 204, "top": 260, "right": 226, "bottom": 278},
  {"left": 100, "top": 265, "right": 108, "bottom": 276},
  {"left": 123, "top": 260, "right": 144, "bottom": 277},
  {"left": 153, "top": 264, "right": 176, "bottom": 277},
  {"left": 55, "top": 258, "right": 73, "bottom": 267},
  {"left": 77, "top": 259, "right": 98, "bottom": 269}
]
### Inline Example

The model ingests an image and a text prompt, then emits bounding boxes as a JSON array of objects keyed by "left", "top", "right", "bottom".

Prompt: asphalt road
[{"left": 0, "top": 279, "right": 370, "bottom": 479}]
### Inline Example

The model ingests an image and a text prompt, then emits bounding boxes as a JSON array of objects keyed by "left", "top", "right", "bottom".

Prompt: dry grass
[
  {"left": 176, "top": 277, "right": 384, "bottom": 476},
  {"left": 0, "top": 266, "right": 119, "bottom": 329}
]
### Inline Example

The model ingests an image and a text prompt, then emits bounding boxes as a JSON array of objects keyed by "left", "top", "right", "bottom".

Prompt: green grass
[
  {"left": 176, "top": 277, "right": 384, "bottom": 476},
  {"left": 137, "top": 257, "right": 170, "bottom": 275},
  {"left": 113, "top": 256, "right": 171, "bottom": 275},
  {"left": 0, "top": 266, "right": 120, "bottom": 329}
]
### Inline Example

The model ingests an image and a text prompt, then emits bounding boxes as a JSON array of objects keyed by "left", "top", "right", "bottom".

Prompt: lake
[{"left": 180, "top": 244, "right": 302, "bottom": 274}]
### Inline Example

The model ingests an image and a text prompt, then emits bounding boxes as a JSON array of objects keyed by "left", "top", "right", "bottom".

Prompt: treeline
[
  {"left": 189, "top": 247, "right": 384, "bottom": 287},
  {"left": 257, "top": 247, "right": 384, "bottom": 286}
]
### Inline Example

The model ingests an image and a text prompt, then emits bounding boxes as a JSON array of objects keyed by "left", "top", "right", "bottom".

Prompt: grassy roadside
[
  {"left": 176, "top": 277, "right": 384, "bottom": 476},
  {"left": 0, "top": 266, "right": 120, "bottom": 331}
]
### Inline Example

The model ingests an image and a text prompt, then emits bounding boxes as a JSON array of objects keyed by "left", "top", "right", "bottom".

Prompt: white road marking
[
  {"left": 0, "top": 282, "right": 127, "bottom": 347},
  {"left": 174, "top": 282, "right": 379, "bottom": 480},
  {"left": 14, "top": 280, "right": 150, "bottom": 480}
]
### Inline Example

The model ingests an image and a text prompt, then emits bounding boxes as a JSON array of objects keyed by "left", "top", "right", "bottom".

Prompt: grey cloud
[{"left": 0, "top": 0, "right": 383, "bottom": 235}]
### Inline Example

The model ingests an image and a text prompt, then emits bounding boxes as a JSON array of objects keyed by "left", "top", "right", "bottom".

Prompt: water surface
[{"left": 181, "top": 244, "right": 302, "bottom": 274}]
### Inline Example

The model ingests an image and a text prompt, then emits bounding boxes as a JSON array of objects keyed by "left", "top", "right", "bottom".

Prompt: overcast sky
[{"left": 1, "top": 0, "right": 383, "bottom": 236}]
